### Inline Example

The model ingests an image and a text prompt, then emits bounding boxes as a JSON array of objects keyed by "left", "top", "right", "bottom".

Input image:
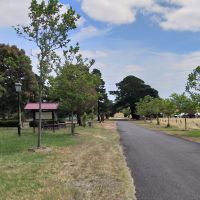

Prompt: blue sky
[{"left": 1, "top": 0, "right": 200, "bottom": 100}]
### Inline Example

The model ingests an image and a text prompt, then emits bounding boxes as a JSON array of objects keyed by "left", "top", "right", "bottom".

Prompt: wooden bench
[{"left": 42, "top": 123, "right": 76, "bottom": 131}]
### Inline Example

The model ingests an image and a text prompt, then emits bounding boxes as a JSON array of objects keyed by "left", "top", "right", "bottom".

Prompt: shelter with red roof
[{"left": 24, "top": 102, "right": 59, "bottom": 132}]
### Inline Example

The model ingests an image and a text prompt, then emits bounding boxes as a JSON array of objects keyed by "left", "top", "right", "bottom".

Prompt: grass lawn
[
  {"left": 134, "top": 120, "right": 200, "bottom": 143},
  {"left": 0, "top": 122, "right": 135, "bottom": 200}
]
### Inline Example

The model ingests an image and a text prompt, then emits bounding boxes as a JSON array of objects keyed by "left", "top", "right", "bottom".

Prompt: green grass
[
  {"left": 0, "top": 127, "right": 84, "bottom": 199},
  {"left": 182, "top": 130, "right": 200, "bottom": 137},
  {"left": 0, "top": 128, "right": 79, "bottom": 156},
  {"left": 0, "top": 124, "right": 136, "bottom": 200}
]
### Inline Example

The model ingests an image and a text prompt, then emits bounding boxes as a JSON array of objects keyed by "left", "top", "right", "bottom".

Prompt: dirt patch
[
  {"left": 28, "top": 146, "right": 52, "bottom": 153},
  {"left": 100, "top": 121, "right": 117, "bottom": 130}
]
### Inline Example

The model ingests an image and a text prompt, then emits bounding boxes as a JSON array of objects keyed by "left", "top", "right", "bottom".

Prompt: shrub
[{"left": 29, "top": 120, "right": 38, "bottom": 128}]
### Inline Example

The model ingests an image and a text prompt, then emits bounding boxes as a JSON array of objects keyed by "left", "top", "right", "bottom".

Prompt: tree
[
  {"left": 0, "top": 44, "right": 38, "bottom": 119},
  {"left": 136, "top": 96, "right": 162, "bottom": 124},
  {"left": 121, "top": 107, "right": 131, "bottom": 118},
  {"left": 50, "top": 63, "right": 100, "bottom": 134},
  {"left": 161, "top": 99, "right": 176, "bottom": 127},
  {"left": 136, "top": 96, "right": 151, "bottom": 121},
  {"left": 15, "top": 0, "right": 79, "bottom": 147},
  {"left": 170, "top": 93, "right": 187, "bottom": 113},
  {"left": 150, "top": 98, "right": 163, "bottom": 125},
  {"left": 92, "top": 69, "right": 109, "bottom": 121},
  {"left": 0, "top": 75, "right": 5, "bottom": 97},
  {"left": 111, "top": 75, "right": 158, "bottom": 119},
  {"left": 186, "top": 66, "right": 200, "bottom": 111},
  {"left": 186, "top": 66, "right": 200, "bottom": 98},
  {"left": 170, "top": 93, "right": 197, "bottom": 129}
]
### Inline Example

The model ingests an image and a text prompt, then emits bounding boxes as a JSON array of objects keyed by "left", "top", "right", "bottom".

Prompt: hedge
[{"left": 0, "top": 120, "right": 18, "bottom": 127}]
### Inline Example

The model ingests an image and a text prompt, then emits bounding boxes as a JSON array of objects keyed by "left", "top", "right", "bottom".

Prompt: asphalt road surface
[{"left": 117, "top": 121, "right": 200, "bottom": 200}]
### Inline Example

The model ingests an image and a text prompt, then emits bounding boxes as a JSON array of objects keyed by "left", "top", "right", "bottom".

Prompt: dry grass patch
[
  {"left": 0, "top": 123, "right": 136, "bottom": 200},
  {"left": 134, "top": 120, "right": 200, "bottom": 143}
]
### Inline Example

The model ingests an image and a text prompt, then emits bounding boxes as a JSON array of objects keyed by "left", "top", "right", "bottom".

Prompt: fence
[{"left": 152, "top": 118, "right": 200, "bottom": 130}]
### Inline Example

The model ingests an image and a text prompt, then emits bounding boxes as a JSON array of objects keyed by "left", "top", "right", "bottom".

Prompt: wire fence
[{"left": 152, "top": 118, "right": 200, "bottom": 130}]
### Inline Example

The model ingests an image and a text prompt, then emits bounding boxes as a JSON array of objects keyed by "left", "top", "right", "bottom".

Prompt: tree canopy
[
  {"left": 111, "top": 75, "right": 158, "bottom": 118},
  {"left": 92, "top": 68, "right": 112, "bottom": 120},
  {"left": 15, "top": 0, "right": 79, "bottom": 146},
  {"left": 50, "top": 61, "right": 100, "bottom": 132},
  {"left": 0, "top": 44, "right": 38, "bottom": 119},
  {"left": 170, "top": 93, "right": 197, "bottom": 116}
]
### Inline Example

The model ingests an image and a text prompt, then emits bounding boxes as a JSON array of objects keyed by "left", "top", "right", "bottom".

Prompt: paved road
[{"left": 117, "top": 121, "right": 200, "bottom": 200}]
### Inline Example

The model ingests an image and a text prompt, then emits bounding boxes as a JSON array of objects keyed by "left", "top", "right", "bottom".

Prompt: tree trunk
[
  {"left": 77, "top": 113, "right": 82, "bottom": 126},
  {"left": 71, "top": 111, "right": 74, "bottom": 134},
  {"left": 97, "top": 100, "right": 100, "bottom": 122},
  {"left": 100, "top": 113, "right": 105, "bottom": 122},
  {"left": 156, "top": 115, "right": 160, "bottom": 125},
  {"left": 167, "top": 116, "right": 170, "bottom": 127},
  {"left": 37, "top": 88, "right": 42, "bottom": 148}
]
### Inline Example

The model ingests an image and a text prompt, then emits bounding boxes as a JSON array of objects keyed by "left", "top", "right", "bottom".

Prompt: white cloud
[
  {"left": 80, "top": 0, "right": 200, "bottom": 31},
  {"left": 0, "top": 0, "right": 31, "bottom": 27},
  {"left": 72, "top": 26, "right": 109, "bottom": 42},
  {"left": 83, "top": 47, "right": 200, "bottom": 99},
  {"left": 80, "top": 0, "right": 159, "bottom": 25},
  {"left": 171, "top": 51, "right": 200, "bottom": 70},
  {"left": 1, "top": 0, "right": 200, "bottom": 31},
  {"left": 0, "top": 0, "right": 70, "bottom": 27},
  {"left": 76, "top": 17, "right": 86, "bottom": 27},
  {"left": 160, "top": 0, "right": 200, "bottom": 31},
  {"left": 80, "top": 50, "right": 109, "bottom": 59}
]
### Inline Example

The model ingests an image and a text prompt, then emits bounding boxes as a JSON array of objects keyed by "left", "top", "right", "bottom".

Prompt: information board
[{"left": 35, "top": 112, "right": 53, "bottom": 120}]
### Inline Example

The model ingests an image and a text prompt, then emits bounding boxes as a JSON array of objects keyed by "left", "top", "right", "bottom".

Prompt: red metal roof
[{"left": 24, "top": 103, "right": 59, "bottom": 110}]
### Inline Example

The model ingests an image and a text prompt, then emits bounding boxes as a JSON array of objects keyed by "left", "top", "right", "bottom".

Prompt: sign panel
[{"left": 35, "top": 112, "right": 53, "bottom": 120}]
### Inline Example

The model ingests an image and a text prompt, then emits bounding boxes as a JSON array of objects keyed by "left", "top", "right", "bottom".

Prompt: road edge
[{"left": 115, "top": 121, "right": 137, "bottom": 200}]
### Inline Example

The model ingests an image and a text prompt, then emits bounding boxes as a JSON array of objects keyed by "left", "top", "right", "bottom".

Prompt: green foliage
[
  {"left": 186, "top": 66, "right": 200, "bottom": 111},
  {"left": 161, "top": 99, "right": 176, "bottom": 117},
  {"left": 15, "top": 0, "right": 80, "bottom": 84},
  {"left": 15, "top": 0, "right": 79, "bottom": 146},
  {"left": 111, "top": 75, "right": 158, "bottom": 118},
  {"left": 51, "top": 64, "right": 99, "bottom": 114},
  {"left": 82, "top": 112, "right": 87, "bottom": 128},
  {"left": 136, "top": 96, "right": 162, "bottom": 117},
  {"left": 121, "top": 107, "right": 131, "bottom": 118},
  {"left": 0, "top": 44, "right": 38, "bottom": 119},
  {"left": 92, "top": 69, "right": 112, "bottom": 119},
  {"left": 170, "top": 93, "right": 197, "bottom": 115},
  {"left": 0, "top": 75, "right": 5, "bottom": 97},
  {"left": 0, "top": 120, "right": 18, "bottom": 127},
  {"left": 186, "top": 66, "right": 200, "bottom": 97}
]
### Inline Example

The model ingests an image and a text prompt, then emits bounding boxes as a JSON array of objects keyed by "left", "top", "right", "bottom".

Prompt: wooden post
[
  {"left": 53, "top": 111, "right": 55, "bottom": 133},
  {"left": 185, "top": 118, "right": 187, "bottom": 130}
]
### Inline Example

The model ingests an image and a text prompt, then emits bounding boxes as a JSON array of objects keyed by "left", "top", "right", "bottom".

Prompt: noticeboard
[{"left": 35, "top": 112, "right": 53, "bottom": 120}]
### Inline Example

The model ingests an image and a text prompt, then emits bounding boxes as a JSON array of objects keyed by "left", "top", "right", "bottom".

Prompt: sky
[{"left": 0, "top": 0, "right": 200, "bottom": 100}]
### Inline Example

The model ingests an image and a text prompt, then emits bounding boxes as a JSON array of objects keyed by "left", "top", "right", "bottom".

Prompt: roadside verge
[
  {"left": 133, "top": 120, "right": 200, "bottom": 143},
  {"left": 0, "top": 122, "right": 136, "bottom": 200}
]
